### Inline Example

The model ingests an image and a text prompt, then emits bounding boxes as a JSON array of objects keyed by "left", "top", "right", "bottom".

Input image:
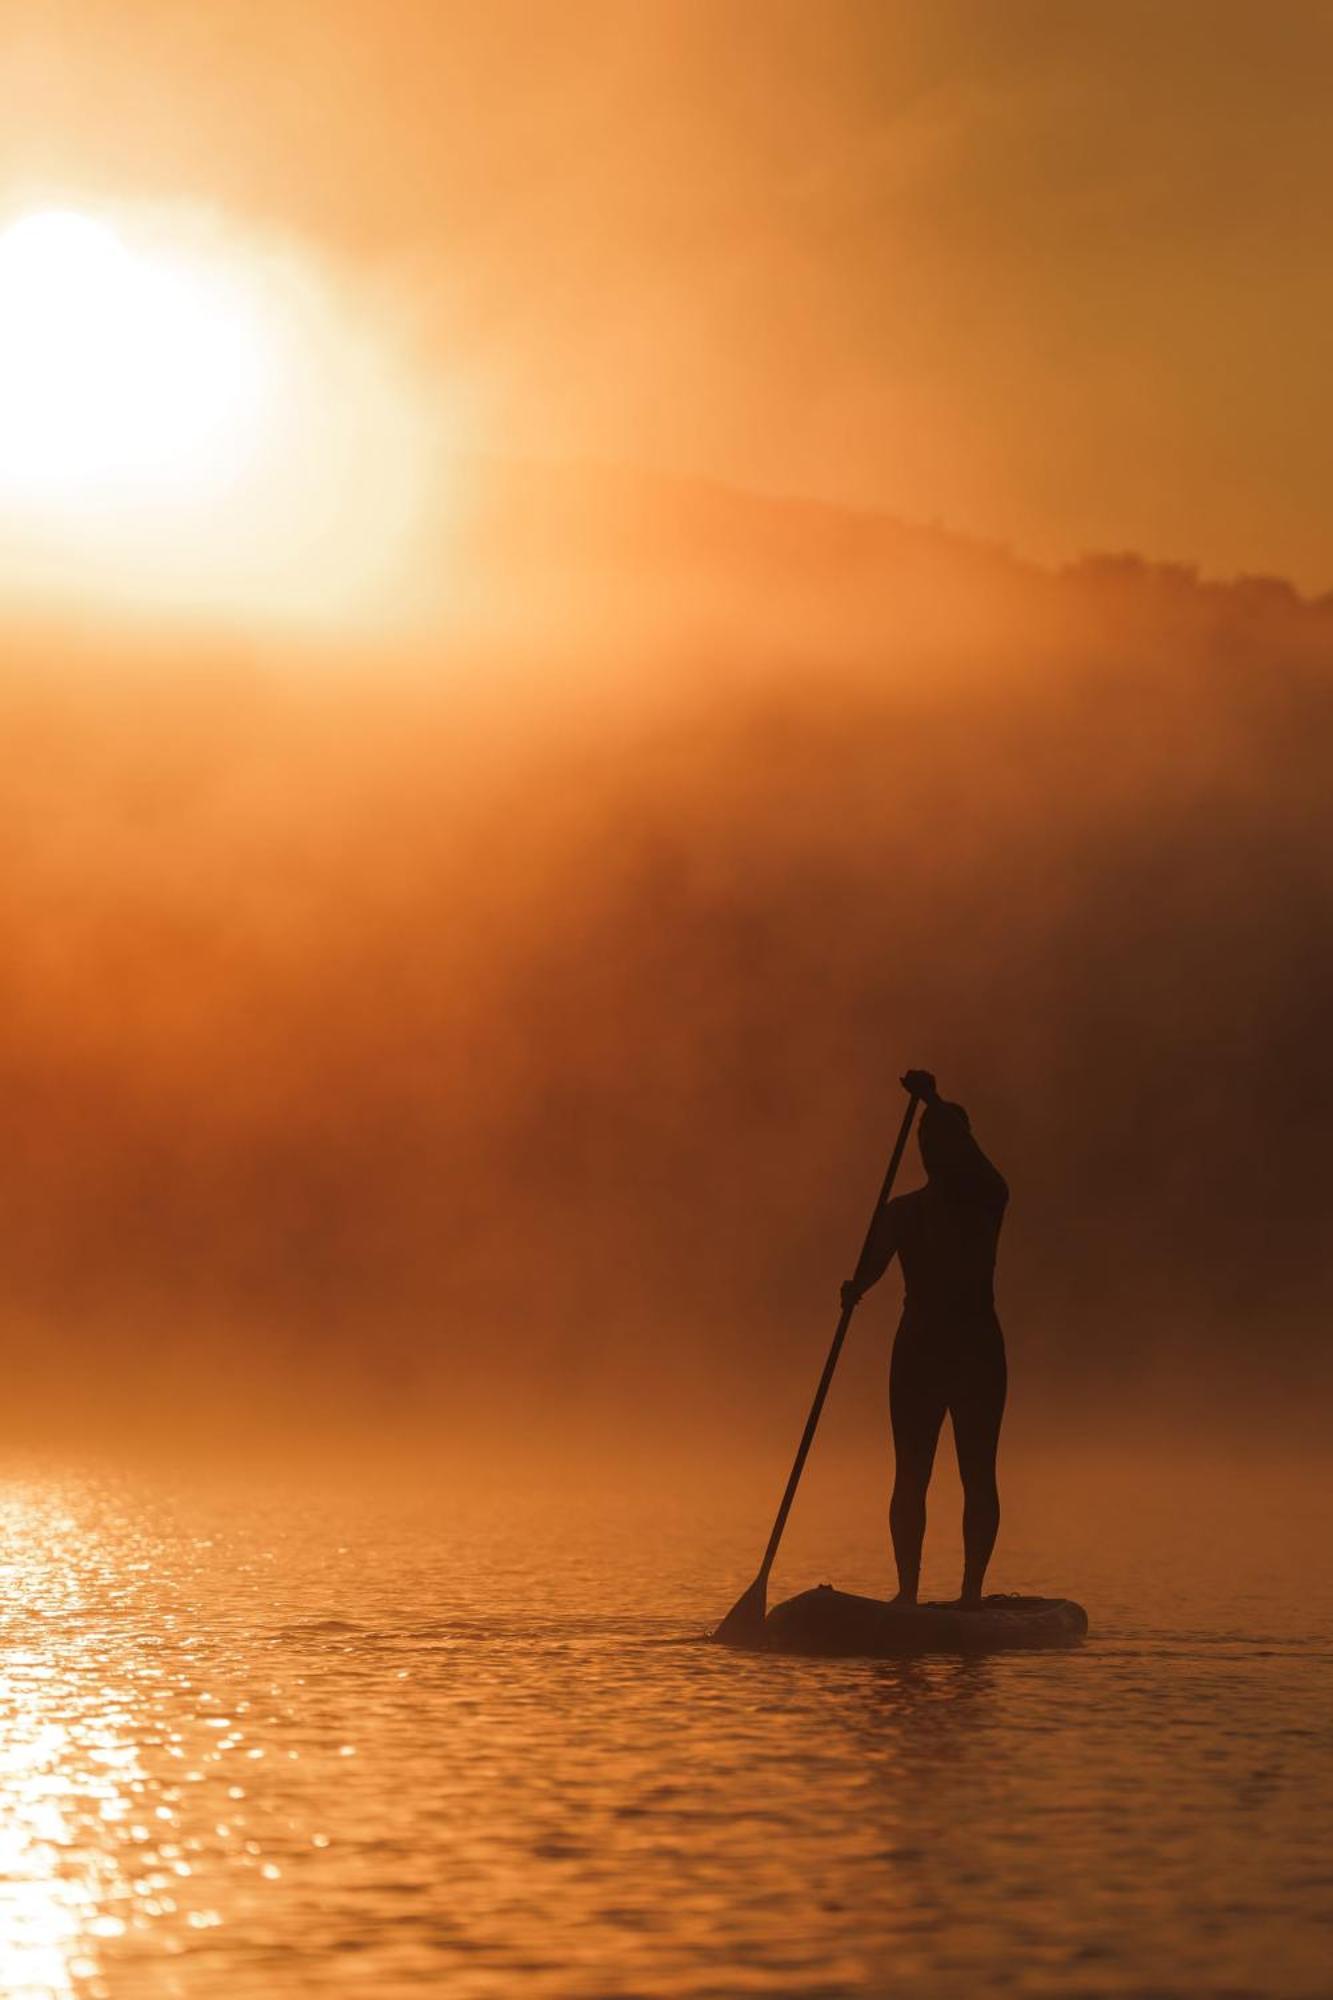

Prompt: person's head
[{"left": 918, "top": 1098, "right": 970, "bottom": 1181}]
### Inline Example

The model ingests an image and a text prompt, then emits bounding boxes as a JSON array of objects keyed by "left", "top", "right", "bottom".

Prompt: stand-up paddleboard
[{"left": 751, "top": 1584, "right": 1088, "bottom": 1657}]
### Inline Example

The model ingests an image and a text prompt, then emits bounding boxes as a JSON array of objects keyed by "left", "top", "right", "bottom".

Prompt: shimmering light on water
[{"left": 0, "top": 1460, "right": 1328, "bottom": 1998}]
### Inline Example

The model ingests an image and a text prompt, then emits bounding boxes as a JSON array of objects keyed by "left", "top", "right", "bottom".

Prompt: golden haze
[
  {"left": 0, "top": 490, "right": 1329, "bottom": 1461},
  {"left": 0, "top": 5, "right": 1330, "bottom": 1466}
]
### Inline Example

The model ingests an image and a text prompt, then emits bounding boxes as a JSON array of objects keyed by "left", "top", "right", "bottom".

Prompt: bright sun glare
[
  {"left": 0, "top": 209, "right": 268, "bottom": 502},
  {"left": 0, "top": 204, "right": 436, "bottom": 628}
]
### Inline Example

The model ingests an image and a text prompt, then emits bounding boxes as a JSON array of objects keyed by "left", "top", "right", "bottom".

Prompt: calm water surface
[{"left": 0, "top": 1456, "right": 1329, "bottom": 1999}]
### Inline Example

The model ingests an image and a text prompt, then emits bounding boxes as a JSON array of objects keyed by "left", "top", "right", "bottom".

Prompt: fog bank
[{"left": 3, "top": 468, "right": 1331, "bottom": 1458}]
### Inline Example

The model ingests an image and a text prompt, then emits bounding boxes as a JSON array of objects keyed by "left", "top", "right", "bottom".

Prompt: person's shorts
[{"left": 890, "top": 1318, "right": 1007, "bottom": 1444}]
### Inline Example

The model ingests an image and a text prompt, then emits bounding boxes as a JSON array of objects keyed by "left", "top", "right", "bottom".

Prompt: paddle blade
[{"left": 712, "top": 1574, "right": 769, "bottom": 1648}]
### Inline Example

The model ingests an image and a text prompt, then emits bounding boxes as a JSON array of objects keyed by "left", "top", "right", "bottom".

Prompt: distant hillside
[{"left": 443, "top": 455, "right": 1333, "bottom": 651}]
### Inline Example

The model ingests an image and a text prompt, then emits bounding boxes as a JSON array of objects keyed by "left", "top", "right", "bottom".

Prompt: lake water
[{"left": 0, "top": 1451, "right": 1329, "bottom": 1998}]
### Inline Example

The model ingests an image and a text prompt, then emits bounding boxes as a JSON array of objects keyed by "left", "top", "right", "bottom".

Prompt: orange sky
[{"left": 3, "top": 0, "right": 1330, "bottom": 590}]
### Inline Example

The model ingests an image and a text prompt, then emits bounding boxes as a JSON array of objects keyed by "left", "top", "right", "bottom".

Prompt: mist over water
[
  {"left": 2, "top": 469, "right": 1330, "bottom": 1458},
  {"left": 2, "top": 467, "right": 1331, "bottom": 1996}
]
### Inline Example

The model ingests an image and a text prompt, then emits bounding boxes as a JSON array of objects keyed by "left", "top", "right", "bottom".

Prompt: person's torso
[{"left": 894, "top": 1182, "right": 1005, "bottom": 1328}]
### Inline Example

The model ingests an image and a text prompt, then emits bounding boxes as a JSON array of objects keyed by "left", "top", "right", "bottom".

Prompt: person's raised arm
[{"left": 906, "top": 1068, "right": 1008, "bottom": 1208}]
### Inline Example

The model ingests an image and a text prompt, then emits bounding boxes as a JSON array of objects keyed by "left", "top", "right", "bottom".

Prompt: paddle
[{"left": 713, "top": 1084, "right": 924, "bottom": 1647}]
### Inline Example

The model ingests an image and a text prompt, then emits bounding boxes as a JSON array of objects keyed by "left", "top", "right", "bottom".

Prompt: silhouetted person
[{"left": 842, "top": 1070, "right": 1008, "bottom": 1606}]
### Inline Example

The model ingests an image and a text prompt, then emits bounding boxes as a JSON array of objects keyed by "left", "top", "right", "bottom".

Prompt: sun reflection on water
[
  {"left": 0, "top": 1489, "right": 135, "bottom": 1999},
  {"left": 0, "top": 1477, "right": 342, "bottom": 1997},
  {"left": 0, "top": 1484, "right": 232, "bottom": 1997},
  {"left": 0, "top": 1467, "right": 1326, "bottom": 2000}
]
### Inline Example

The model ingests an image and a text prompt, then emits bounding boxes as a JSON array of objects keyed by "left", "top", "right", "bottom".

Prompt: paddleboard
[{"left": 760, "top": 1584, "right": 1088, "bottom": 1657}]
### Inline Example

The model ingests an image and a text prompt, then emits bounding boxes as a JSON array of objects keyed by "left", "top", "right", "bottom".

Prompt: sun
[
  {"left": 0, "top": 202, "right": 439, "bottom": 629},
  {"left": 0, "top": 208, "right": 269, "bottom": 504}
]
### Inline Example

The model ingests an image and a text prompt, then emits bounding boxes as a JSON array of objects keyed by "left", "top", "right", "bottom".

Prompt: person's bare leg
[
  {"left": 888, "top": 1349, "right": 947, "bottom": 1605},
  {"left": 952, "top": 1359, "right": 1006, "bottom": 1604},
  {"left": 889, "top": 1453, "right": 935, "bottom": 1603},
  {"left": 959, "top": 1469, "right": 999, "bottom": 1604}
]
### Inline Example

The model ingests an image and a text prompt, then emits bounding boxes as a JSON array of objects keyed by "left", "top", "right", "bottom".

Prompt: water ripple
[{"left": 0, "top": 1470, "right": 1327, "bottom": 1998}]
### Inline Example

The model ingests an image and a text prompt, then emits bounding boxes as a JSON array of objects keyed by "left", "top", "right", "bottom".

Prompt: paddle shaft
[{"left": 751, "top": 1091, "right": 923, "bottom": 1590}]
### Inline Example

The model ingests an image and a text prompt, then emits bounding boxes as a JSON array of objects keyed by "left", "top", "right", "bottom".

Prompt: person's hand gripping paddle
[{"left": 712, "top": 1078, "right": 926, "bottom": 1647}]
